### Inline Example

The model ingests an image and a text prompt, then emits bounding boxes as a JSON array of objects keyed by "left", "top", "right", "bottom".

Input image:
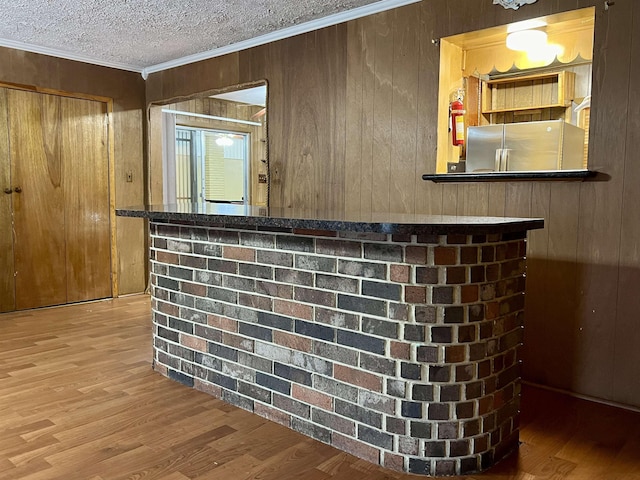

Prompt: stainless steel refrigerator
[{"left": 465, "top": 119, "right": 585, "bottom": 173}]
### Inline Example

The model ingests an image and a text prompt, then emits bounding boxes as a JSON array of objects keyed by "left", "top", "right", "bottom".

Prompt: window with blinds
[{"left": 175, "top": 128, "right": 248, "bottom": 203}]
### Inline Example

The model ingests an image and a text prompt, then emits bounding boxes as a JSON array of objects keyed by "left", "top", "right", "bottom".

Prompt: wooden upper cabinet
[{"left": 481, "top": 71, "right": 576, "bottom": 115}]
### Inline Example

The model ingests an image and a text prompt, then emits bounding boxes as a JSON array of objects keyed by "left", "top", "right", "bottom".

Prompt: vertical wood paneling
[
  {"left": 504, "top": 183, "right": 531, "bottom": 218},
  {"left": 487, "top": 183, "right": 507, "bottom": 217},
  {"left": 263, "top": 40, "right": 285, "bottom": 208},
  {"left": 571, "top": 1, "right": 631, "bottom": 400},
  {"left": 359, "top": 15, "right": 377, "bottom": 214},
  {"left": 371, "top": 12, "right": 394, "bottom": 213},
  {"left": 114, "top": 107, "right": 146, "bottom": 295},
  {"left": 262, "top": 32, "right": 346, "bottom": 210},
  {"left": 282, "top": 34, "right": 318, "bottom": 210},
  {"left": 457, "top": 184, "right": 489, "bottom": 216},
  {"left": 613, "top": 0, "right": 640, "bottom": 406},
  {"left": 239, "top": 44, "right": 268, "bottom": 84},
  {"left": 531, "top": 184, "right": 581, "bottom": 388},
  {"left": 0, "top": 89, "right": 14, "bottom": 312},
  {"left": 521, "top": 183, "right": 549, "bottom": 378},
  {"left": 414, "top": 1, "right": 443, "bottom": 215},
  {"left": 344, "top": 21, "right": 365, "bottom": 213},
  {"left": 317, "top": 25, "right": 347, "bottom": 213},
  {"left": 389, "top": 5, "right": 420, "bottom": 213},
  {"left": 440, "top": 184, "right": 458, "bottom": 215}
]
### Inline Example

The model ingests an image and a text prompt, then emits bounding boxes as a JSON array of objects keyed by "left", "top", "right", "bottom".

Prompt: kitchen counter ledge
[
  {"left": 116, "top": 203, "right": 543, "bottom": 235},
  {"left": 422, "top": 169, "right": 597, "bottom": 183}
]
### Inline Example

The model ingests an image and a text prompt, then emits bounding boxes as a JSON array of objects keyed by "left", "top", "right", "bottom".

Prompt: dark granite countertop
[
  {"left": 116, "top": 203, "right": 543, "bottom": 235},
  {"left": 422, "top": 170, "right": 597, "bottom": 183}
]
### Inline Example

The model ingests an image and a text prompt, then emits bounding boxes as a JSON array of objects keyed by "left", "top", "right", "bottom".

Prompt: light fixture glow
[
  {"left": 506, "top": 29, "right": 548, "bottom": 51},
  {"left": 526, "top": 43, "right": 563, "bottom": 62},
  {"left": 506, "top": 19, "right": 547, "bottom": 33}
]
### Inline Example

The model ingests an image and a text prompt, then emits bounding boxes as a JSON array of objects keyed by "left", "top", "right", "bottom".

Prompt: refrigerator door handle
[
  {"left": 502, "top": 149, "right": 510, "bottom": 171},
  {"left": 494, "top": 149, "right": 503, "bottom": 172}
]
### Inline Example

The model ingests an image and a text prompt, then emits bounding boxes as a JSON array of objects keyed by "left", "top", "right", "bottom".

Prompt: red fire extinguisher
[{"left": 450, "top": 88, "right": 466, "bottom": 146}]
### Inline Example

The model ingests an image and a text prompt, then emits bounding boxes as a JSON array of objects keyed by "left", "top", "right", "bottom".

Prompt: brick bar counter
[{"left": 117, "top": 204, "right": 543, "bottom": 476}]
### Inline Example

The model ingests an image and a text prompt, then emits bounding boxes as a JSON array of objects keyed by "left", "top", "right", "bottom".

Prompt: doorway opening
[
  {"left": 435, "top": 7, "right": 595, "bottom": 174},
  {"left": 175, "top": 127, "right": 249, "bottom": 204},
  {"left": 149, "top": 81, "right": 268, "bottom": 208}
]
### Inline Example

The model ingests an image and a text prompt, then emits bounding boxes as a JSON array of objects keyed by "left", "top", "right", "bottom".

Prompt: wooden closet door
[
  {"left": 61, "top": 96, "right": 111, "bottom": 302},
  {"left": 8, "top": 89, "right": 111, "bottom": 310},
  {"left": 9, "top": 89, "right": 67, "bottom": 310},
  {"left": 0, "top": 88, "right": 15, "bottom": 312}
]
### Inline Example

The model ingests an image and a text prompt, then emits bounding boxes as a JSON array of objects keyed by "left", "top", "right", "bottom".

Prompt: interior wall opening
[
  {"left": 147, "top": 81, "right": 268, "bottom": 207},
  {"left": 436, "top": 7, "right": 595, "bottom": 174}
]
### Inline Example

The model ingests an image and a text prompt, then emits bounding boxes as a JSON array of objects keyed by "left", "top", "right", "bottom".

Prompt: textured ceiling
[{"left": 0, "top": 0, "right": 406, "bottom": 73}]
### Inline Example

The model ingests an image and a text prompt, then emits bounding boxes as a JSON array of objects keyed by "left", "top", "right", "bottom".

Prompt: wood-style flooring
[{"left": 1, "top": 294, "right": 639, "bottom": 479}]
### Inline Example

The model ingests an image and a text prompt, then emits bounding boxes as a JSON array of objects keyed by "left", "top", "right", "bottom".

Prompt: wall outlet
[{"left": 258, "top": 174, "right": 268, "bottom": 184}]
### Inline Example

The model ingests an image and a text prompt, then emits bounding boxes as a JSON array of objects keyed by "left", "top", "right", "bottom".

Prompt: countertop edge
[
  {"left": 116, "top": 207, "right": 544, "bottom": 235},
  {"left": 422, "top": 170, "right": 598, "bottom": 183}
]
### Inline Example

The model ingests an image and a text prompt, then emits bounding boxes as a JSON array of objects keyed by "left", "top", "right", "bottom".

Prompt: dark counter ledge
[
  {"left": 116, "top": 203, "right": 544, "bottom": 236},
  {"left": 422, "top": 170, "right": 598, "bottom": 183}
]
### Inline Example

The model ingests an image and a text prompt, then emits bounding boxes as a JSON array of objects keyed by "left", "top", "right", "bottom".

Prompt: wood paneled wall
[
  {"left": 147, "top": 0, "right": 640, "bottom": 407},
  {"left": 0, "top": 48, "right": 147, "bottom": 295}
]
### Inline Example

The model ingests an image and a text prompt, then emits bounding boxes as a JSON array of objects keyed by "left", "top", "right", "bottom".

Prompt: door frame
[{"left": 0, "top": 81, "right": 118, "bottom": 298}]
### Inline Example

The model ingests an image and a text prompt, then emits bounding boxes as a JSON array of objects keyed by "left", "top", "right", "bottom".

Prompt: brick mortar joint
[
  {"left": 151, "top": 230, "right": 524, "bottom": 261},
  {"left": 156, "top": 353, "right": 518, "bottom": 443},
  {"left": 153, "top": 341, "right": 520, "bottom": 475}
]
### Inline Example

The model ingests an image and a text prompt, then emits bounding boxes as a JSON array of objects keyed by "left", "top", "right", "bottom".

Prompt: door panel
[
  {"left": 0, "top": 89, "right": 15, "bottom": 312},
  {"left": 61, "top": 96, "right": 112, "bottom": 302},
  {"left": 9, "top": 89, "right": 67, "bottom": 310}
]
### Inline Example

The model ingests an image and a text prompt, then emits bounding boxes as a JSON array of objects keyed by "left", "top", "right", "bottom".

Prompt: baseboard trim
[{"left": 522, "top": 381, "right": 640, "bottom": 413}]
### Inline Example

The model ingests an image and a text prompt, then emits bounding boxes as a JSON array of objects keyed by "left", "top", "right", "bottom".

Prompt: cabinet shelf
[
  {"left": 482, "top": 103, "right": 569, "bottom": 114},
  {"left": 481, "top": 71, "right": 575, "bottom": 116}
]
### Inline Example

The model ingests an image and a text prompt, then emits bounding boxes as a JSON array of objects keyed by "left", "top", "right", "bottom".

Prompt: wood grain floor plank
[
  {"left": 191, "top": 453, "right": 264, "bottom": 480},
  {"left": 1, "top": 295, "right": 640, "bottom": 479}
]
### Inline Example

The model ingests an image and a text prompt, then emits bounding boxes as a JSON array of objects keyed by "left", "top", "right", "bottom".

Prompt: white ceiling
[
  {"left": 211, "top": 86, "right": 267, "bottom": 107},
  {"left": 0, "top": 0, "right": 420, "bottom": 77}
]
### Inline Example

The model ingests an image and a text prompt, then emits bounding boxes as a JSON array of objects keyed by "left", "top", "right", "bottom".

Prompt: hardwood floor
[{"left": 1, "top": 294, "right": 639, "bottom": 479}]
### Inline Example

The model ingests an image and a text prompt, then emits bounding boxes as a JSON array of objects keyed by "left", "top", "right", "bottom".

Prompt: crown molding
[
  {"left": 140, "top": 0, "right": 421, "bottom": 78},
  {"left": 0, "top": 38, "right": 142, "bottom": 73}
]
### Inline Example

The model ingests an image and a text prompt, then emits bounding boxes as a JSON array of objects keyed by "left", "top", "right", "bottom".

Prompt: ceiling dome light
[
  {"left": 526, "top": 43, "right": 563, "bottom": 62},
  {"left": 506, "top": 29, "right": 548, "bottom": 51}
]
